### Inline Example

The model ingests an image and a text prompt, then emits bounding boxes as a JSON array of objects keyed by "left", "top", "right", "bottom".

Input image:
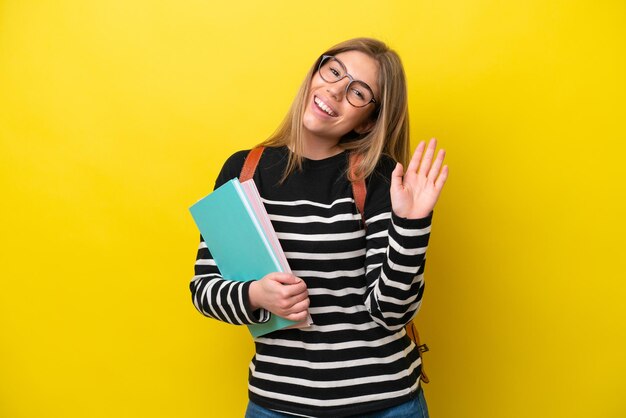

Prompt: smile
[{"left": 314, "top": 96, "right": 338, "bottom": 117}]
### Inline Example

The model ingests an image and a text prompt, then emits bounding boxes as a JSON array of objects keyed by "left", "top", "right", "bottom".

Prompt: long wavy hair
[{"left": 259, "top": 38, "right": 410, "bottom": 182}]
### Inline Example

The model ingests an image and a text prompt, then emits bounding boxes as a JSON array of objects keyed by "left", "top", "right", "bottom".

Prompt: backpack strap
[
  {"left": 239, "top": 146, "right": 265, "bottom": 182},
  {"left": 406, "top": 321, "right": 430, "bottom": 384},
  {"left": 240, "top": 146, "right": 429, "bottom": 383},
  {"left": 349, "top": 153, "right": 367, "bottom": 230}
]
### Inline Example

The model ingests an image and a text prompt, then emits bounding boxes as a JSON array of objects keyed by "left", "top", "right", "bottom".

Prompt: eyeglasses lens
[{"left": 319, "top": 57, "right": 374, "bottom": 107}]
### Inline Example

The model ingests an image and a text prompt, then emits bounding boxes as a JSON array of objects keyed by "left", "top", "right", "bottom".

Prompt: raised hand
[
  {"left": 390, "top": 138, "right": 448, "bottom": 219},
  {"left": 249, "top": 273, "right": 310, "bottom": 322}
]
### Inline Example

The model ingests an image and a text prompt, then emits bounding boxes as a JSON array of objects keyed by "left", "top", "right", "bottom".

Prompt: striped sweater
[{"left": 190, "top": 146, "right": 433, "bottom": 417}]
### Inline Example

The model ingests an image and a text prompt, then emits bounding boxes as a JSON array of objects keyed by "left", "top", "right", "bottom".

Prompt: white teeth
[{"left": 314, "top": 97, "right": 335, "bottom": 116}]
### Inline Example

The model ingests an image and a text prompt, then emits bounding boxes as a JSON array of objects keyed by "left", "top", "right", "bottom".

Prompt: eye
[
  {"left": 351, "top": 87, "right": 364, "bottom": 99},
  {"left": 329, "top": 65, "right": 342, "bottom": 78},
  {"left": 349, "top": 81, "right": 374, "bottom": 105}
]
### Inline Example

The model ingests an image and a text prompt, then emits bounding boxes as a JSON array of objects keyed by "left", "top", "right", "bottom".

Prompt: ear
[{"left": 354, "top": 118, "right": 377, "bottom": 135}]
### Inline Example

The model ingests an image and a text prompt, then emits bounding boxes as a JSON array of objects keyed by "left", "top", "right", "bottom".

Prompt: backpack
[{"left": 240, "top": 146, "right": 430, "bottom": 384}]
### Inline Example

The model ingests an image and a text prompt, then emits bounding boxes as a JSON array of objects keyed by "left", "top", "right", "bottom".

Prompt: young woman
[{"left": 191, "top": 38, "right": 448, "bottom": 417}]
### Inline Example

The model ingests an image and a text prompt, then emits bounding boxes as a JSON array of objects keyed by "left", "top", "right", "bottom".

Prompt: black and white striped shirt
[{"left": 190, "top": 146, "right": 432, "bottom": 417}]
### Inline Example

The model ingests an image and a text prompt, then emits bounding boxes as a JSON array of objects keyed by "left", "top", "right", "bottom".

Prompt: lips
[{"left": 313, "top": 96, "right": 338, "bottom": 117}]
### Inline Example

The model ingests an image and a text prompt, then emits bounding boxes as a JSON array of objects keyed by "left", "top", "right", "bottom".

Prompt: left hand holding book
[{"left": 249, "top": 272, "right": 310, "bottom": 323}]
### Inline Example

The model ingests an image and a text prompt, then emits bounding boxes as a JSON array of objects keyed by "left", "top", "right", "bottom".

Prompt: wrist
[
  {"left": 391, "top": 210, "right": 434, "bottom": 229},
  {"left": 408, "top": 211, "right": 431, "bottom": 219},
  {"left": 248, "top": 281, "right": 262, "bottom": 311},
  {"left": 393, "top": 209, "right": 433, "bottom": 220}
]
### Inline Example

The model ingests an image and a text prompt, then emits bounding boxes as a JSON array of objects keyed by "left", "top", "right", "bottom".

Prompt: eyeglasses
[{"left": 317, "top": 55, "right": 377, "bottom": 108}]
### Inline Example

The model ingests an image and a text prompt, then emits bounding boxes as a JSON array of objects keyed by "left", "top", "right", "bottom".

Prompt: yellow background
[{"left": 1, "top": 1, "right": 624, "bottom": 417}]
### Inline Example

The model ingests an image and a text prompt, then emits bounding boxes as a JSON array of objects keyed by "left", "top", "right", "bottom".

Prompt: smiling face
[{"left": 302, "top": 50, "right": 380, "bottom": 145}]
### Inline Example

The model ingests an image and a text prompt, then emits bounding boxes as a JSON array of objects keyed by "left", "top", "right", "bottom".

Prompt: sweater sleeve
[
  {"left": 189, "top": 150, "right": 272, "bottom": 325},
  {"left": 362, "top": 157, "right": 433, "bottom": 331}
]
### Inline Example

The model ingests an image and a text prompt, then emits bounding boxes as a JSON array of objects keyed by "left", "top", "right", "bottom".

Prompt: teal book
[{"left": 189, "top": 178, "right": 304, "bottom": 338}]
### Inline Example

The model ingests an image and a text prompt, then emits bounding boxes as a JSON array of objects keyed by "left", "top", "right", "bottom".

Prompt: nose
[{"left": 326, "top": 77, "right": 350, "bottom": 102}]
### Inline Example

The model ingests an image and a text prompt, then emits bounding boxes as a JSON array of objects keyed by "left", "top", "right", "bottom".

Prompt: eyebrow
[{"left": 335, "top": 56, "right": 378, "bottom": 95}]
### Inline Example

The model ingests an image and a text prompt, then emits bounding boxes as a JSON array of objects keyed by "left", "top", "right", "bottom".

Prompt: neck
[{"left": 299, "top": 133, "right": 344, "bottom": 160}]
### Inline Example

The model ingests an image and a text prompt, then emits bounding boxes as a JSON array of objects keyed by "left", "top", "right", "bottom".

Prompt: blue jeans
[{"left": 244, "top": 387, "right": 429, "bottom": 418}]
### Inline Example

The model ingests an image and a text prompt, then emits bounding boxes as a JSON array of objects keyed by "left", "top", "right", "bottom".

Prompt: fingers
[
  {"left": 285, "top": 297, "right": 310, "bottom": 320},
  {"left": 390, "top": 162, "right": 404, "bottom": 191},
  {"left": 435, "top": 165, "right": 449, "bottom": 190},
  {"left": 427, "top": 148, "right": 446, "bottom": 185},
  {"left": 406, "top": 140, "right": 426, "bottom": 173},
  {"left": 278, "top": 284, "right": 310, "bottom": 321},
  {"left": 284, "top": 285, "right": 309, "bottom": 304},
  {"left": 416, "top": 138, "right": 437, "bottom": 177},
  {"left": 269, "top": 272, "right": 302, "bottom": 285},
  {"left": 268, "top": 273, "right": 307, "bottom": 299},
  {"left": 285, "top": 308, "right": 310, "bottom": 322},
  {"left": 254, "top": 273, "right": 310, "bottom": 317}
]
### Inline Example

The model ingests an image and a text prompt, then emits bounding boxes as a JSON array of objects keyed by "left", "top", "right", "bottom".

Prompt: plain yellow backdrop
[{"left": 1, "top": 1, "right": 624, "bottom": 417}]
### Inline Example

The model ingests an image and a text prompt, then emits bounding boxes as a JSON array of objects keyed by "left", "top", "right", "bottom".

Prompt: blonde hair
[{"left": 259, "top": 37, "right": 410, "bottom": 182}]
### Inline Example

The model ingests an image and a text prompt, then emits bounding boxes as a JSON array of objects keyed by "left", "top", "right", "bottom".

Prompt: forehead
[{"left": 334, "top": 50, "right": 380, "bottom": 97}]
